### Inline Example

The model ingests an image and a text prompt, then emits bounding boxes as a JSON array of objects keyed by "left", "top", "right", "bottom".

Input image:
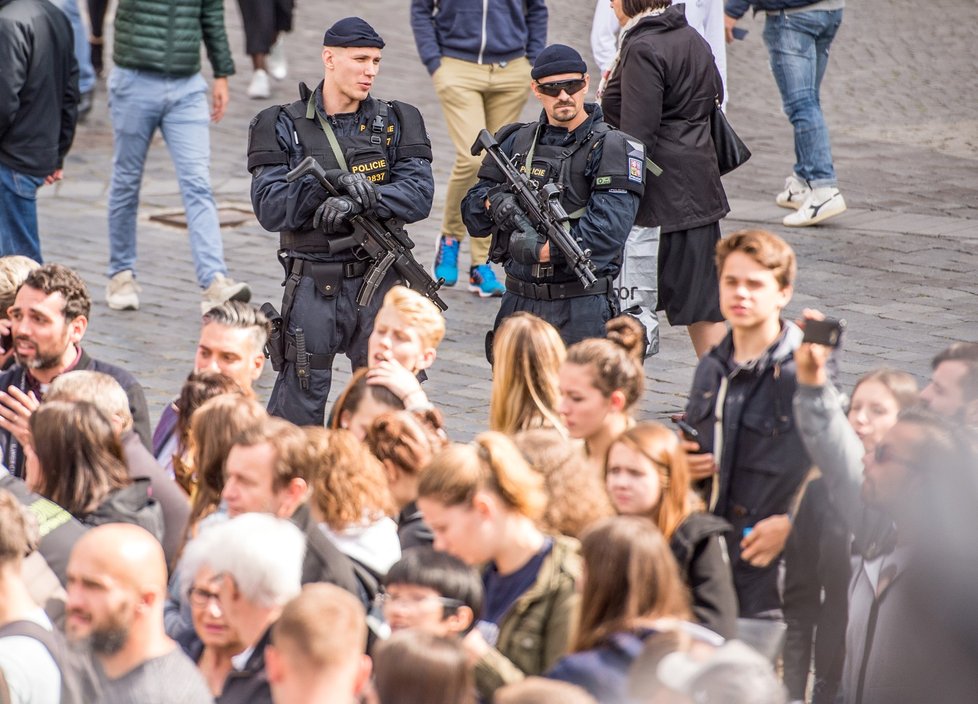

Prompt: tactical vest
[
  {"left": 274, "top": 90, "right": 391, "bottom": 252},
  {"left": 505, "top": 119, "right": 612, "bottom": 222}
]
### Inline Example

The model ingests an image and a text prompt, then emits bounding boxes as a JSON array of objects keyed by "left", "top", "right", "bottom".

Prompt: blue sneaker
[
  {"left": 469, "top": 264, "right": 505, "bottom": 298},
  {"left": 434, "top": 235, "right": 460, "bottom": 286}
]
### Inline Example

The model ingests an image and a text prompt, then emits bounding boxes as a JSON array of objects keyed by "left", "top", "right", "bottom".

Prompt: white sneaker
[
  {"left": 783, "top": 187, "right": 847, "bottom": 227},
  {"left": 247, "top": 69, "right": 271, "bottom": 99},
  {"left": 106, "top": 271, "right": 141, "bottom": 311},
  {"left": 776, "top": 174, "right": 811, "bottom": 210},
  {"left": 267, "top": 39, "right": 288, "bottom": 81},
  {"left": 201, "top": 274, "right": 252, "bottom": 313}
]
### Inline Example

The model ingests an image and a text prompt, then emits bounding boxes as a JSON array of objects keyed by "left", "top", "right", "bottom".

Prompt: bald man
[{"left": 65, "top": 524, "right": 214, "bottom": 703}]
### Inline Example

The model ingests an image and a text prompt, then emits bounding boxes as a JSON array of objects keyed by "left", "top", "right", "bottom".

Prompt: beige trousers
[{"left": 432, "top": 56, "right": 532, "bottom": 266}]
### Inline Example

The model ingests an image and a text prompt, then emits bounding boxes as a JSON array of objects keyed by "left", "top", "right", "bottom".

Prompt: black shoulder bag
[{"left": 711, "top": 98, "right": 752, "bottom": 175}]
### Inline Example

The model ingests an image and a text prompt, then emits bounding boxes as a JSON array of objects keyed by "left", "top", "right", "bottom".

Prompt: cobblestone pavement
[{"left": 36, "top": 0, "right": 978, "bottom": 439}]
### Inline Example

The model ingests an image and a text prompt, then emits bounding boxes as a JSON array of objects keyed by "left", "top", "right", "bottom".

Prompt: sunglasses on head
[{"left": 536, "top": 78, "right": 586, "bottom": 98}]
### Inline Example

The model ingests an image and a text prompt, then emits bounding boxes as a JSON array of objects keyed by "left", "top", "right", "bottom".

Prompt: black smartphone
[
  {"left": 802, "top": 317, "right": 846, "bottom": 347},
  {"left": 732, "top": 27, "right": 749, "bottom": 40},
  {"left": 0, "top": 331, "right": 10, "bottom": 352},
  {"left": 671, "top": 417, "right": 703, "bottom": 453}
]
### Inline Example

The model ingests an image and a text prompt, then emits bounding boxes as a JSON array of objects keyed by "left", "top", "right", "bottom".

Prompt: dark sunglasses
[{"left": 536, "top": 78, "right": 586, "bottom": 98}]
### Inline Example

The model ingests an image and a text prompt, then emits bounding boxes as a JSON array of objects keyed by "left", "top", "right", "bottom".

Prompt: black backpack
[{"left": 0, "top": 620, "right": 99, "bottom": 704}]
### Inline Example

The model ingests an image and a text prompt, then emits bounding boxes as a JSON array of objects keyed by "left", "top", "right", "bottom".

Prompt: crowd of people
[
  {"left": 1, "top": 1, "right": 976, "bottom": 704},
  {"left": 0, "top": 231, "right": 975, "bottom": 704}
]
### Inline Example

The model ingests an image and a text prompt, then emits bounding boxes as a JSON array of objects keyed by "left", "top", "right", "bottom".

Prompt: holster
[
  {"left": 272, "top": 254, "right": 359, "bottom": 386},
  {"left": 260, "top": 302, "right": 285, "bottom": 372}
]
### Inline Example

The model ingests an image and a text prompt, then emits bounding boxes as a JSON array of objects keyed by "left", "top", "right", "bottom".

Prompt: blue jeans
[
  {"left": 0, "top": 162, "right": 45, "bottom": 262},
  {"left": 107, "top": 68, "right": 227, "bottom": 287},
  {"left": 763, "top": 9, "right": 843, "bottom": 188},
  {"left": 50, "top": 0, "right": 94, "bottom": 94}
]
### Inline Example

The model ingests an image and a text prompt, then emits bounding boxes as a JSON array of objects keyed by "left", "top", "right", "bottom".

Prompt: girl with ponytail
[
  {"left": 417, "top": 432, "right": 581, "bottom": 701},
  {"left": 558, "top": 316, "right": 646, "bottom": 473}
]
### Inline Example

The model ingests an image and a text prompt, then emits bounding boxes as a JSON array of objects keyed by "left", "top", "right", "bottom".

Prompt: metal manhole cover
[{"left": 149, "top": 206, "right": 254, "bottom": 229}]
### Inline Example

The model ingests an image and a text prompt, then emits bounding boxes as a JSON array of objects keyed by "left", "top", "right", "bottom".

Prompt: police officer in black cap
[
  {"left": 247, "top": 17, "right": 435, "bottom": 425},
  {"left": 462, "top": 44, "right": 645, "bottom": 350}
]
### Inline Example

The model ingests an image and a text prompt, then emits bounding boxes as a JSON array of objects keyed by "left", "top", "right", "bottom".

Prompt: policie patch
[{"left": 628, "top": 157, "right": 643, "bottom": 182}]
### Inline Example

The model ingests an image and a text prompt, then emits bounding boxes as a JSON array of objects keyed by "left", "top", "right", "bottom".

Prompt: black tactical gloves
[
  {"left": 323, "top": 169, "right": 379, "bottom": 211},
  {"left": 314, "top": 196, "right": 362, "bottom": 234},
  {"left": 487, "top": 192, "right": 527, "bottom": 233},
  {"left": 487, "top": 191, "right": 544, "bottom": 265}
]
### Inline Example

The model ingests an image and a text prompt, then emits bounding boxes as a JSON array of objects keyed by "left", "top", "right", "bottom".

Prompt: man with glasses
[{"left": 462, "top": 44, "right": 645, "bottom": 347}]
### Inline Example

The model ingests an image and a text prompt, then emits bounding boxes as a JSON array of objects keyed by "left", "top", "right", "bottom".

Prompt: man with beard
[
  {"left": 918, "top": 342, "right": 978, "bottom": 428},
  {"left": 0, "top": 263, "right": 150, "bottom": 478},
  {"left": 462, "top": 44, "right": 644, "bottom": 349},
  {"left": 65, "top": 523, "right": 212, "bottom": 703}
]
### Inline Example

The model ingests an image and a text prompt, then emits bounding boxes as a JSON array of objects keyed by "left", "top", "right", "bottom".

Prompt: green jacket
[
  {"left": 112, "top": 0, "right": 234, "bottom": 78},
  {"left": 475, "top": 535, "right": 582, "bottom": 699}
]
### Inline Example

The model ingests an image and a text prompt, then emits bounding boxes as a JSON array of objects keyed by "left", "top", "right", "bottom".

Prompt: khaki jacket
[{"left": 474, "top": 535, "right": 582, "bottom": 699}]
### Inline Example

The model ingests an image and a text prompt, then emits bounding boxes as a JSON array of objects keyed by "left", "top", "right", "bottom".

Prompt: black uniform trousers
[
  {"left": 493, "top": 290, "right": 618, "bottom": 349},
  {"left": 267, "top": 264, "right": 397, "bottom": 426}
]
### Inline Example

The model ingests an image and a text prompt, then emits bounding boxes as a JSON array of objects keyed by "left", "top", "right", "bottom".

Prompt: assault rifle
[
  {"left": 471, "top": 129, "right": 597, "bottom": 288},
  {"left": 286, "top": 156, "right": 447, "bottom": 311}
]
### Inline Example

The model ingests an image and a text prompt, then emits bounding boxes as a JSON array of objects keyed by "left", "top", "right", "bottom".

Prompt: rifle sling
[{"left": 308, "top": 93, "right": 348, "bottom": 171}]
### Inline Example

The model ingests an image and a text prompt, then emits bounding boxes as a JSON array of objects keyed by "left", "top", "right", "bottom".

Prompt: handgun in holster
[{"left": 260, "top": 302, "right": 286, "bottom": 372}]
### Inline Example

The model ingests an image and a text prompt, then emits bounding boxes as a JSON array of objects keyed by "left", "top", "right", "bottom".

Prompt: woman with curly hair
[
  {"left": 489, "top": 312, "right": 567, "bottom": 436},
  {"left": 558, "top": 316, "right": 646, "bottom": 473},
  {"left": 365, "top": 409, "right": 448, "bottom": 550},
  {"left": 513, "top": 428, "right": 613, "bottom": 539},
  {"left": 307, "top": 428, "right": 401, "bottom": 592}
]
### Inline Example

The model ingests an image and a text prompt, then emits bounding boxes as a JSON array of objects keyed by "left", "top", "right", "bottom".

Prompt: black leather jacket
[{"left": 0, "top": 0, "right": 79, "bottom": 176}]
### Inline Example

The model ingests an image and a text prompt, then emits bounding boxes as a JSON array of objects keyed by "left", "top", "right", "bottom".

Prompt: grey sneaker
[
  {"left": 775, "top": 174, "right": 811, "bottom": 210},
  {"left": 201, "top": 274, "right": 251, "bottom": 313},
  {"left": 106, "top": 271, "right": 141, "bottom": 311}
]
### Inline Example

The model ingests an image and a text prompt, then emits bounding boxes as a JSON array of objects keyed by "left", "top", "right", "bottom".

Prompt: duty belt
[
  {"left": 505, "top": 275, "right": 611, "bottom": 301},
  {"left": 275, "top": 256, "right": 371, "bottom": 389}
]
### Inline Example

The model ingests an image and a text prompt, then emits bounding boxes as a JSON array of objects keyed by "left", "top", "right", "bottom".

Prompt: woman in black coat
[{"left": 601, "top": 0, "right": 729, "bottom": 357}]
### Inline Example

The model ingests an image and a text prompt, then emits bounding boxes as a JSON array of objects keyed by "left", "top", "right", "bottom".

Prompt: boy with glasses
[
  {"left": 379, "top": 547, "right": 482, "bottom": 638},
  {"left": 462, "top": 44, "right": 646, "bottom": 350}
]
